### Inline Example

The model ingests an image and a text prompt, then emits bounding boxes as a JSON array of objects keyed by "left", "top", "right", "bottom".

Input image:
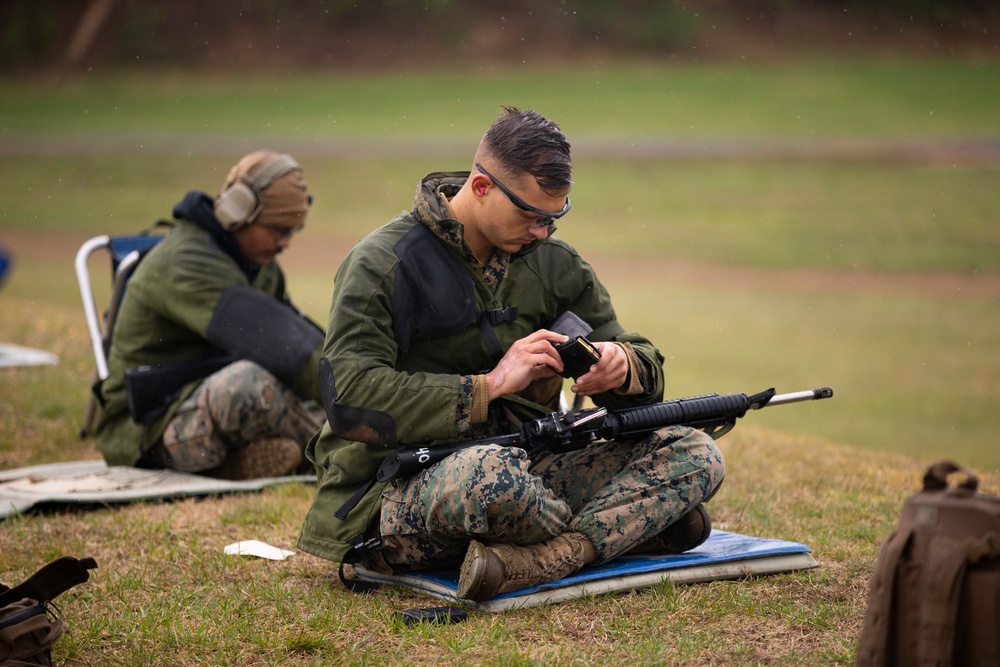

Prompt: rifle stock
[
  {"left": 123, "top": 355, "right": 236, "bottom": 423},
  {"left": 377, "top": 386, "right": 833, "bottom": 484}
]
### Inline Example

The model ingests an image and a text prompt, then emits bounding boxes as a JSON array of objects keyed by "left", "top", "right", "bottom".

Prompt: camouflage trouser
[
  {"left": 376, "top": 425, "right": 725, "bottom": 570},
  {"left": 152, "top": 360, "right": 324, "bottom": 473}
]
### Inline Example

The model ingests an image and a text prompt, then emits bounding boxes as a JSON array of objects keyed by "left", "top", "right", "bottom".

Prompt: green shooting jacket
[
  {"left": 93, "top": 194, "right": 323, "bottom": 466},
  {"left": 297, "top": 172, "right": 666, "bottom": 563}
]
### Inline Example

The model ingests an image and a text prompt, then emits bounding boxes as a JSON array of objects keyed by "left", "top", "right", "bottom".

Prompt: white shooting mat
[
  {"left": 0, "top": 343, "right": 58, "bottom": 368},
  {"left": 0, "top": 460, "right": 314, "bottom": 519}
]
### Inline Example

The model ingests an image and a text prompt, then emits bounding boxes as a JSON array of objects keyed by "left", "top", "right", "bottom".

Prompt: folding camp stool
[
  {"left": 74, "top": 229, "right": 166, "bottom": 437},
  {"left": 0, "top": 243, "right": 12, "bottom": 288}
]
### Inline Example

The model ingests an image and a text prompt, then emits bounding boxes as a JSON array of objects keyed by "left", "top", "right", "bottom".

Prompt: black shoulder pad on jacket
[
  {"left": 392, "top": 223, "right": 477, "bottom": 353},
  {"left": 206, "top": 285, "right": 323, "bottom": 382},
  {"left": 318, "top": 357, "right": 395, "bottom": 448}
]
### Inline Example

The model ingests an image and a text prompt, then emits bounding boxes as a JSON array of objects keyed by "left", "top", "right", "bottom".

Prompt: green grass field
[
  {"left": 3, "top": 58, "right": 999, "bottom": 137},
  {"left": 1, "top": 58, "right": 999, "bottom": 665}
]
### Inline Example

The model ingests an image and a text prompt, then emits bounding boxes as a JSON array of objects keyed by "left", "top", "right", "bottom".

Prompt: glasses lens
[
  {"left": 476, "top": 163, "right": 570, "bottom": 222},
  {"left": 267, "top": 225, "right": 303, "bottom": 239}
]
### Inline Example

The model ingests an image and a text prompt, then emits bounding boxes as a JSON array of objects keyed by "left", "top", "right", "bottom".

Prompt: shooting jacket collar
[
  {"left": 412, "top": 171, "right": 548, "bottom": 291},
  {"left": 173, "top": 190, "right": 261, "bottom": 282}
]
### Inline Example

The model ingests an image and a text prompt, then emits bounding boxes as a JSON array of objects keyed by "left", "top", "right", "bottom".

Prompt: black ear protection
[{"left": 214, "top": 153, "right": 301, "bottom": 231}]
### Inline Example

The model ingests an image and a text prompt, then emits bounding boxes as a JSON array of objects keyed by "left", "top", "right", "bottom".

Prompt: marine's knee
[
  {"left": 451, "top": 444, "right": 528, "bottom": 488},
  {"left": 450, "top": 444, "right": 540, "bottom": 510},
  {"left": 210, "top": 359, "right": 269, "bottom": 383},
  {"left": 159, "top": 427, "right": 226, "bottom": 472},
  {"left": 681, "top": 428, "right": 727, "bottom": 499},
  {"left": 199, "top": 361, "right": 289, "bottom": 426},
  {"left": 213, "top": 360, "right": 282, "bottom": 404}
]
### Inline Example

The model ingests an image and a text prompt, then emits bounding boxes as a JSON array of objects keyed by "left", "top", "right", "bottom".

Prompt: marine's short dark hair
[{"left": 482, "top": 106, "right": 572, "bottom": 195}]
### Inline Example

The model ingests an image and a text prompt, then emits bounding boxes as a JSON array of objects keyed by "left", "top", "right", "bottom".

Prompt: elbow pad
[{"left": 206, "top": 284, "right": 323, "bottom": 383}]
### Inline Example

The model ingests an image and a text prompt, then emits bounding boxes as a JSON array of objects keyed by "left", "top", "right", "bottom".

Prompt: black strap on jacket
[
  {"left": 337, "top": 534, "right": 383, "bottom": 593},
  {"left": 393, "top": 223, "right": 518, "bottom": 360},
  {"left": 477, "top": 307, "right": 518, "bottom": 361}
]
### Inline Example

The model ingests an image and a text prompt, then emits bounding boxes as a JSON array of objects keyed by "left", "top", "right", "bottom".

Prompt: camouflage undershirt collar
[{"left": 413, "top": 181, "right": 509, "bottom": 291}]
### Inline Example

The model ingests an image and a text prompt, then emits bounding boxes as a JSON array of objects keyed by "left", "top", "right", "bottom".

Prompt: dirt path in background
[
  {"left": 7, "top": 132, "right": 998, "bottom": 299},
  {"left": 11, "top": 228, "right": 996, "bottom": 303},
  {"left": 284, "top": 233, "right": 1000, "bottom": 299}
]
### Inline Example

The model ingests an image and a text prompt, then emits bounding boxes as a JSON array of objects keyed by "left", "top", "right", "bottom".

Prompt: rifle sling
[{"left": 334, "top": 477, "right": 377, "bottom": 520}]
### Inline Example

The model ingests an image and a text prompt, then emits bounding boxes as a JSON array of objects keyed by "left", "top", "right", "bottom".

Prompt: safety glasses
[
  {"left": 262, "top": 224, "right": 304, "bottom": 239},
  {"left": 475, "top": 163, "right": 571, "bottom": 228}
]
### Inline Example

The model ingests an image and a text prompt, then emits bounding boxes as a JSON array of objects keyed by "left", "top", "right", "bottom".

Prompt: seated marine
[
  {"left": 298, "top": 108, "right": 725, "bottom": 601},
  {"left": 92, "top": 150, "right": 325, "bottom": 479}
]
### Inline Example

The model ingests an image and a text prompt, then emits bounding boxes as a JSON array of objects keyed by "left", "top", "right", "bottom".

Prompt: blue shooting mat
[{"left": 350, "top": 530, "right": 818, "bottom": 612}]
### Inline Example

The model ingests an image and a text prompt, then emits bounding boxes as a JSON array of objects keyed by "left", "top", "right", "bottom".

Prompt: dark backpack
[
  {"left": 0, "top": 557, "right": 97, "bottom": 666},
  {"left": 857, "top": 460, "right": 1000, "bottom": 667}
]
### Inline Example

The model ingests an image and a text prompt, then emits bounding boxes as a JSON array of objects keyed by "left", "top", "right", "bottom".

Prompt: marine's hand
[
  {"left": 486, "top": 330, "right": 566, "bottom": 401},
  {"left": 571, "top": 341, "right": 629, "bottom": 396}
]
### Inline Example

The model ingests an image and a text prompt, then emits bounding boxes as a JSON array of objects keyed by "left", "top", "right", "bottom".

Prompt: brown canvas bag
[
  {"left": 857, "top": 460, "right": 1000, "bottom": 667},
  {"left": 0, "top": 598, "right": 65, "bottom": 666},
  {"left": 0, "top": 557, "right": 97, "bottom": 666}
]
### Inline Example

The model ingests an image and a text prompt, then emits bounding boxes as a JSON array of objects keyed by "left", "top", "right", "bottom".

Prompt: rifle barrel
[{"left": 766, "top": 387, "right": 834, "bottom": 407}]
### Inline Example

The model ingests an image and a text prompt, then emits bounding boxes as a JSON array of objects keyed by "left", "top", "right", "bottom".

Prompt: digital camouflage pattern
[
  {"left": 154, "top": 360, "right": 324, "bottom": 472},
  {"left": 416, "top": 183, "right": 510, "bottom": 292},
  {"left": 373, "top": 425, "right": 725, "bottom": 571}
]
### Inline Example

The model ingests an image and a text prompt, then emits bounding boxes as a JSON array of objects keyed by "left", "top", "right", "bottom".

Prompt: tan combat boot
[
  {"left": 457, "top": 532, "right": 591, "bottom": 602},
  {"left": 214, "top": 438, "right": 302, "bottom": 480},
  {"left": 629, "top": 503, "right": 712, "bottom": 556}
]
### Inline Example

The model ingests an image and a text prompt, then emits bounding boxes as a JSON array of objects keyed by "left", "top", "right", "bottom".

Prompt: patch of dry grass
[
  {"left": 2, "top": 276, "right": 998, "bottom": 665},
  {"left": 2, "top": 60, "right": 998, "bottom": 664},
  {"left": 6, "top": 418, "right": 990, "bottom": 666}
]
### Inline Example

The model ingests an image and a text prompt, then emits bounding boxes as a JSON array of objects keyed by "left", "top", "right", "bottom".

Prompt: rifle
[
  {"left": 123, "top": 355, "right": 236, "bottom": 423},
  {"left": 375, "top": 386, "right": 833, "bottom": 484}
]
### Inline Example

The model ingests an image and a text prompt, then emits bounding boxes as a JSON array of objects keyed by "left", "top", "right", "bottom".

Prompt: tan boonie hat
[{"left": 218, "top": 149, "right": 310, "bottom": 229}]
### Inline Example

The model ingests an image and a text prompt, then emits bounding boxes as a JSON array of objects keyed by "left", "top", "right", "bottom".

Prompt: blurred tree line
[{"left": 1, "top": 0, "right": 996, "bottom": 72}]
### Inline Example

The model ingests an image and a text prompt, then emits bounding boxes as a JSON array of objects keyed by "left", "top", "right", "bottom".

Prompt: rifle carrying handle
[{"left": 923, "top": 460, "right": 979, "bottom": 494}]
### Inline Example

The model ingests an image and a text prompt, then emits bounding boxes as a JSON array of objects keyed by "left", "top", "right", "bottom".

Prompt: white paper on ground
[{"left": 223, "top": 540, "right": 296, "bottom": 561}]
